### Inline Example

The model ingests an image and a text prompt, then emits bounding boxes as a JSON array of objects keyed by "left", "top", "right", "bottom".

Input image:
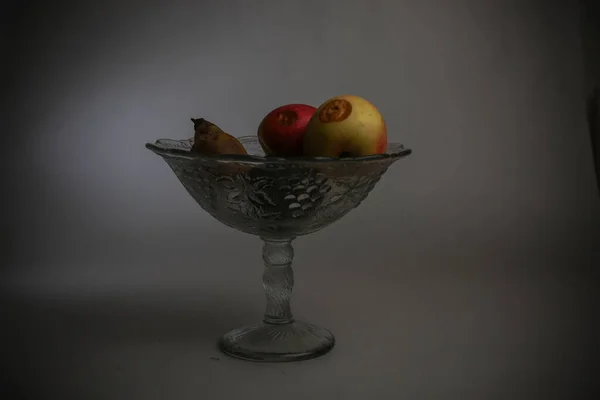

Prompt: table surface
[{"left": 2, "top": 253, "right": 596, "bottom": 400}]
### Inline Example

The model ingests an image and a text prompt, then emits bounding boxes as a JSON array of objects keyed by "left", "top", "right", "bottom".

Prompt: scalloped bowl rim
[{"left": 146, "top": 135, "right": 412, "bottom": 165}]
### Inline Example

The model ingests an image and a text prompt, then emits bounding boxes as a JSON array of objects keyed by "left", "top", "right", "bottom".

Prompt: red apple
[{"left": 257, "top": 104, "right": 317, "bottom": 157}]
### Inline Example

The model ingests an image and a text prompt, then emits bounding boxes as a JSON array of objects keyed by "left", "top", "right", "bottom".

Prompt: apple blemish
[
  {"left": 319, "top": 99, "right": 353, "bottom": 123},
  {"left": 277, "top": 110, "right": 298, "bottom": 126}
]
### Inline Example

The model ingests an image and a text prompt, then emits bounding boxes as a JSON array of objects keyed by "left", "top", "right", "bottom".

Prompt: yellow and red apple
[{"left": 303, "top": 95, "right": 387, "bottom": 157}]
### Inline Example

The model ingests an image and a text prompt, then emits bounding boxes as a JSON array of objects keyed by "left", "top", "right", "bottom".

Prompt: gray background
[{"left": 3, "top": 0, "right": 599, "bottom": 399}]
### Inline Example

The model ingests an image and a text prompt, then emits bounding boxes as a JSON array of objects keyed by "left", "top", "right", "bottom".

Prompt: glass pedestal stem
[
  {"left": 218, "top": 237, "right": 335, "bottom": 362},
  {"left": 262, "top": 238, "right": 295, "bottom": 325}
]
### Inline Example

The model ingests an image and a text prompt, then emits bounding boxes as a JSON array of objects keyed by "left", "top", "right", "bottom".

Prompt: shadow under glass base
[{"left": 218, "top": 320, "right": 335, "bottom": 362}]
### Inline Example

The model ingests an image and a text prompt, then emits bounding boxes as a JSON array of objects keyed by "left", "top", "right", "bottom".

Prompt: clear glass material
[{"left": 146, "top": 135, "right": 411, "bottom": 362}]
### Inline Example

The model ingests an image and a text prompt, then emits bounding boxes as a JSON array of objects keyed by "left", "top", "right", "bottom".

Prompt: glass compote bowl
[{"left": 146, "top": 136, "right": 411, "bottom": 362}]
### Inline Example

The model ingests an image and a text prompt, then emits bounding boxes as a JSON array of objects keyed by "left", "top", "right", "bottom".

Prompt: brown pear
[{"left": 190, "top": 118, "right": 248, "bottom": 155}]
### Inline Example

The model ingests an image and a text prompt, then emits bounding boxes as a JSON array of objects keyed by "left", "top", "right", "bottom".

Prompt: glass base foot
[{"left": 218, "top": 320, "right": 335, "bottom": 362}]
